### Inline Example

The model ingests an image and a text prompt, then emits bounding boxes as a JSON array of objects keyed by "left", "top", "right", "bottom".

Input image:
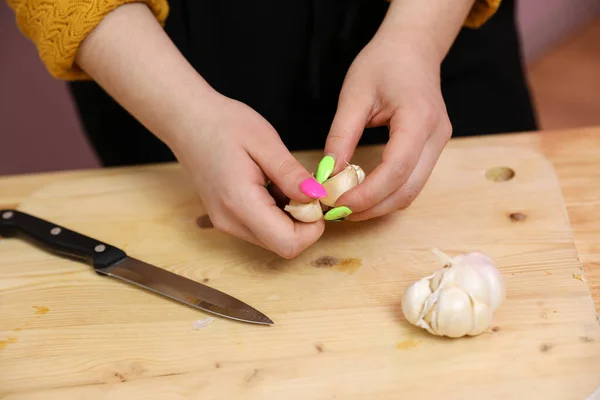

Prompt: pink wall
[
  {"left": 1, "top": 0, "right": 599, "bottom": 177},
  {"left": 0, "top": 3, "right": 99, "bottom": 176},
  {"left": 517, "top": 0, "right": 600, "bottom": 62}
]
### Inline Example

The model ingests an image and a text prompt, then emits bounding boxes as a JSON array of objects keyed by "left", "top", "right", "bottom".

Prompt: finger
[
  {"left": 323, "top": 75, "right": 374, "bottom": 176},
  {"left": 208, "top": 209, "right": 268, "bottom": 250},
  {"left": 335, "top": 102, "right": 437, "bottom": 214},
  {"left": 348, "top": 121, "right": 451, "bottom": 221},
  {"left": 265, "top": 181, "right": 289, "bottom": 210},
  {"left": 246, "top": 135, "right": 326, "bottom": 203},
  {"left": 233, "top": 183, "right": 325, "bottom": 259}
]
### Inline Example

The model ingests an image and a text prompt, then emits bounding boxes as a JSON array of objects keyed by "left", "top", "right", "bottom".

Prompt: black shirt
[{"left": 68, "top": 0, "right": 537, "bottom": 167}]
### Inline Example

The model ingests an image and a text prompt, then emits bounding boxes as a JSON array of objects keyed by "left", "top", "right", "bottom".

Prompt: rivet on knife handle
[{"left": 0, "top": 209, "right": 126, "bottom": 270}]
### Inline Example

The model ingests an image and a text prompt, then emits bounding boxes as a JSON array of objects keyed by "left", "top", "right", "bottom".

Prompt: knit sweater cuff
[
  {"left": 7, "top": 0, "right": 169, "bottom": 80},
  {"left": 464, "top": 0, "right": 502, "bottom": 29}
]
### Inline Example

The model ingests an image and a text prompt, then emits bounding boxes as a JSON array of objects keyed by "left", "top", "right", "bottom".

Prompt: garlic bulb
[
  {"left": 320, "top": 165, "right": 365, "bottom": 207},
  {"left": 401, "top": 248, "right": 506, "bottom": 338},
  {"left": 284, "top": 199, "right": 323, "bottom": 222}
]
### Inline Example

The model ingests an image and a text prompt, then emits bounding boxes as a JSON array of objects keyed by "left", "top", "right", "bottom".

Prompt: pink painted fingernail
[{"left": 300, "top": 178, "right": 327, "bottom": 199}]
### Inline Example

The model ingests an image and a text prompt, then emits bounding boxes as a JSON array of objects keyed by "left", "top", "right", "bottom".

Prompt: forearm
[
  {"left": 75, "top": 3, "right": 218, "bottom": 148},
  {"left": 379, "top": 0, "right": 476, "bottom": 63}
]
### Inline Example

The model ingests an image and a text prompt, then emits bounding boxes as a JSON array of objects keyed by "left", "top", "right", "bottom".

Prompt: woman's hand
[
  {"left": 170, "top": 96, "right": 326, "bottom": 258},
  {"left": 75, "top": 3, "right": 325, "bottom": 258},
  {"left": 324, "top": 0, "right": 475, "bottom": 221},
  {"left": 325, "top": 35, "right": 452, "bottom": 222}
]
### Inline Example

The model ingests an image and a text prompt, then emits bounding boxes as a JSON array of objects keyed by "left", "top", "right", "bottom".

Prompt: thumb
[
  {"left": 324, "top": 78, "right": 373, "bottom": 175},
  {"left": 248, "top": 135, "right": 326, "bottom": 203}
]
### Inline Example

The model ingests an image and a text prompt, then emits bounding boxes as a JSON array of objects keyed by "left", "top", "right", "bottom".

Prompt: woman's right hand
[
  {"left": 74, "top": 3, "right": 325, "bottom": 258},
  {"left": 169, "top": 95, "right": 326, "bottom": 258}
]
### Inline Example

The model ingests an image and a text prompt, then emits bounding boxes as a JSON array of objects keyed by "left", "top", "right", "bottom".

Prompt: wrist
[
  {"left": 162, "top": 88, "right": 228, "bottom": 152},
  {"left": 375, "top": 26, "right": 445, "bottom": 68},
  {"left": 379, "top": 0, "right": 476, "bottom": 63},
  {"left": 74, "top": 2, "right": 224, "bottom": 153}
]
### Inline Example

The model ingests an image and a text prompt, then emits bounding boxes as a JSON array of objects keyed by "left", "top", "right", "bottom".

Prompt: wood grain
[
  {"left": 1, "top": 143, "right": 599, "bottom": 399},
  {"left": 451, "top": 127, "right": 600, "bottom": 314},
  {"left": 2, "top": 127, "right": 598, "bottom": 313}
]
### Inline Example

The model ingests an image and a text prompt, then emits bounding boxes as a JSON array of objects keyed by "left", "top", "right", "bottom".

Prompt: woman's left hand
[
  {"left": 324, "top": 31, "right": 452, "bottom": 222},
  {"left": 323, "top": 0, "right": 478, "bottom": 221}
]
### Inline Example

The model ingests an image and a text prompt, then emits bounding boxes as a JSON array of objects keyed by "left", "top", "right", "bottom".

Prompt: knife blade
[{"left": 0, "top": 209, "right": 273, "bottom": 325}]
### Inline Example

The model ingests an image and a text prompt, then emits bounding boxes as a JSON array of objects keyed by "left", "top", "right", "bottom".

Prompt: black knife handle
[{"left": 0, "top": 209, "right": 126, "bottom": 270}]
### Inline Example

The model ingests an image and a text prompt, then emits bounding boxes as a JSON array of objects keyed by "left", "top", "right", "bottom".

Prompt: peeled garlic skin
[
  {"left": 401, "top": 250, "right": 505, "bottom": 338},
  {"left": 284, "top": 199, "right": 323, "bottom": 222},
  {"left": 320, "top": 165, "right": 365, "bottom": 207}
]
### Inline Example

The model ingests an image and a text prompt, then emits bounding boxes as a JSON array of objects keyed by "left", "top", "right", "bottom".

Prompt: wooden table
[{"left": 1, "top": 125, "right": 599, "bottom": 315}]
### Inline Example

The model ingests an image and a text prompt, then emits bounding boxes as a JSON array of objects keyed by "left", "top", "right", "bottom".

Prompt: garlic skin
[
  {"left": 320, "top": 165, "right": 365, "bottom": 207},
  {"left": 284, "top": 199, "right": 323, "bottom": 222},
  {"left": 354, "top": 166, "right": 366, "bottom": 184},
  {"left": 401, "top": 249, "right": 506, "bottom": 338}
]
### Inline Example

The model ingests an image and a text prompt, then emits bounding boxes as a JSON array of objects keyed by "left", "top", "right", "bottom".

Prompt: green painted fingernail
[
  {"left": 324, "top": 206, "right": 352, "bottom": 221},
  {"left": 316, "top": 155, "right": 335, "bottom": 183}
]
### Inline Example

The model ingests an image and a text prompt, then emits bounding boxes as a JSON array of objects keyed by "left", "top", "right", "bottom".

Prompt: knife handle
[{"left": 0, "top": 209, "right": 126, "bottom": 270}]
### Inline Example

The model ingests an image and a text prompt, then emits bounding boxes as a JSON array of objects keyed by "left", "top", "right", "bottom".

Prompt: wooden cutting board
[{"left": 1, "top": 145, "right": 599, "bottom": 399}]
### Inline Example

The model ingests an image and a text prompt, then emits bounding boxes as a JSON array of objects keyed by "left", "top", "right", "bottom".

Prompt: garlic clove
[
  {"left": 353, "top": 165, "right": 366, "bottom": 184},
  {"left": 477, "top": 262, "right": 506, "bottom": 310},
  {"left": 468, "top": 301, "right": 494, "bottom": 336},
  {"left": 284, "top": 199, "right": 323, "bottom": 222},
  {"left": 458, "top": 253, "right": 506, "bottom": 310},
  {"left": 453, "top": 264, "right": 495, "bottom": 307},
  {"left": 401, "top": 278, "right": 432, "bottom": 325},
  {"left": 433, "top": 287, "right": 473, "bottom": 338},
  {"left": 320, "top": 165, "right": 364, "bottom": 207},
  {"left": 435, "top": 251, "right": 506, "bottom": 310}
]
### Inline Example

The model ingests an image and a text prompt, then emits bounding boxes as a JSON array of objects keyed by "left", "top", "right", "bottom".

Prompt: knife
[{"left": 0, "top": 209, "right": 273, "bottom": 325}]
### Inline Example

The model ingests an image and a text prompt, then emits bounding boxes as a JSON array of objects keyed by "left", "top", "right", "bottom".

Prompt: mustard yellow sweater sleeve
[
  {"left": 7, "top": 0, "right": 498, "bottom": 81},
  {"left": 5, "top": 0, "right": 169, "bottom": 80},
  {"left": 464, "top": 0, "right": 502, "bottom": 28}
]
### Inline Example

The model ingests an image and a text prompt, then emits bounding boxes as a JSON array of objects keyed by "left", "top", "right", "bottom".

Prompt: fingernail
[
  {"left": 316, "top": 155, "right": 335, "bottom": 183},
  {"left": 324, "top": 206, "right": 352, "bottom": 221},
  {"left": 300, "top": 178, "right": 327, "bottom": 199}
]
